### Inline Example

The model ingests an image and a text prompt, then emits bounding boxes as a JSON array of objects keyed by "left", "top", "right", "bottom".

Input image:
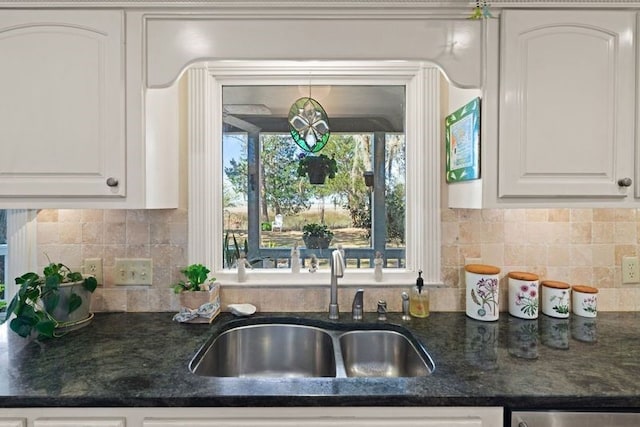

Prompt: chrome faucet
[
  {"left": 328, "top": 245, "right": 345, "bottom": 320},
  {"left": 352, "top": 289, "right": 364, "bottom": 320}
]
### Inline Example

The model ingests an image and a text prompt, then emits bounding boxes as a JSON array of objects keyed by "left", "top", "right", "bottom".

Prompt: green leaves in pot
[{"left": 172, "top": 263, "right": 215, "bottom": 293}]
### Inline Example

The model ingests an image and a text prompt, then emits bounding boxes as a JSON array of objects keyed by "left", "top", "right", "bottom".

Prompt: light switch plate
[{"left": 114, "top": 258, "right": 153, "bottom": 285}]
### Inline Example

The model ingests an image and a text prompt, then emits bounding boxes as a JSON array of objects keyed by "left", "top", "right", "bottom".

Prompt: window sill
[{"left": 213, "top": 269, "right": 442, "bottom": 288}]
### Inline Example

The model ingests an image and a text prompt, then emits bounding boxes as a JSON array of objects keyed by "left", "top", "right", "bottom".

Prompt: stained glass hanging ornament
[{"left": 288, "top": 97, "right": 331, "bottom": 153}]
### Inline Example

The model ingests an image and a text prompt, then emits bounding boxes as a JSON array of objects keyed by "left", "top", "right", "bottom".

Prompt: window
[
  {"left": 186, "top": 61, "right": 442, "bottom": 286},
  {"left": 0, "top": 210, "right": 6, "bottom": 315},
  {"left": 222, "top": 85, "right": 406, "bottom": 271}
]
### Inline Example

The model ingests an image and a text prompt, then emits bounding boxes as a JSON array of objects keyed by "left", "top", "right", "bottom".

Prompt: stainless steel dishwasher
[{"left": 511, "top": 411, "right": 640, "bottom": 427}]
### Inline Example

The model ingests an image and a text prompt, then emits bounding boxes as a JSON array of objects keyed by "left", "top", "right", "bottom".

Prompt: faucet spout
[{"left": 329, "top": 245, "right": 345, "bottom": 320}]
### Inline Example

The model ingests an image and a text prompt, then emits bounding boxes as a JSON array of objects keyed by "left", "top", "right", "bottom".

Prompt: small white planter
[{"left": 45, "top": 280, "right": 93, "bottom": 324}]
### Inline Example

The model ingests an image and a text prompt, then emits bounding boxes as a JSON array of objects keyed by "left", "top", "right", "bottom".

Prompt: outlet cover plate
[
  {"left": 622, "top": 256, "right": 640, "bottom": 284},
  {"left": 83, "top": 258, "right": 103, "bottom": 285}
]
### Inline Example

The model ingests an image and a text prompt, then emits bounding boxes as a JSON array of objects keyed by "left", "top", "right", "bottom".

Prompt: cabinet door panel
[
  {"left": 499, "top": 10, "right": 635, "bottom": 198},
  {"left": 144, "top": 417, "right": 482, "bottom": 427},
  {"left": 34, "top": 419, "right": 125, "bottom": 427},
  {"left": 0, "top": 420, "right": 26, "bottom": 427},
  {"left": 0, "top": 10, "right": 124, "bottom": 198}
]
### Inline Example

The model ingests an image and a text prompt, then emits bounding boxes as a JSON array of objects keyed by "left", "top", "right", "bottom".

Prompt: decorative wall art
[{"left": 445, "top": 97, "right": 480, "bottom": 183}]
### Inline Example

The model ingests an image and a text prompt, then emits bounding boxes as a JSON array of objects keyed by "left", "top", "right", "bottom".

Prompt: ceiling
[{"left": 222, "top": 85, "right": 406, "bottom": 133}]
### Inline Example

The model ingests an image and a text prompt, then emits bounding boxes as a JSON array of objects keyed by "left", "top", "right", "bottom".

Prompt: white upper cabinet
[
  {"left": 0, "top": 10, "right": 126, "bottom": 199},
  {"left": 499, "top": 10, "right": 636, "bottom": 200}
]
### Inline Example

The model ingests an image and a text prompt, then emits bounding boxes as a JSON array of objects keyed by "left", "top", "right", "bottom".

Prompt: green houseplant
[
  {"left": 302, "top": 223, "right": 335, "bottom": 249},
  {"left": 172, "top": 263, "right": 218, "bottom": 311},
  {"left": 297, "top": 153, "right": 338, "bottom": 184},
  {"left": 2, "top": 262, "right": 98, "bottom": 339}
]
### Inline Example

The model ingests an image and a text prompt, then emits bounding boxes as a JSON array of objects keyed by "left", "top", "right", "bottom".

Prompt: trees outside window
[{"left": 223, "top": 122, "right": 405, "bottom": 270}]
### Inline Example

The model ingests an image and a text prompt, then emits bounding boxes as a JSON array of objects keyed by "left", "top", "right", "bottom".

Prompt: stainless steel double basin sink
[{"left": 189, "top": 317, "right": 434, "bottom": 378}]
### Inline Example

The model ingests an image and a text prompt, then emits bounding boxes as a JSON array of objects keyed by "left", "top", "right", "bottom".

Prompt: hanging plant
[{"left": 297, "top": 153, "right": 338, "bottom": 184}]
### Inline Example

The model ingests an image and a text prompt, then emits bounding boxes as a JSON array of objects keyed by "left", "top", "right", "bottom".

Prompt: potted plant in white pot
[
  {"left": 172, "top": 264, "right": 220, "bottom": 322},
  {"left": 1, "top": 261, "right": 98, "bottom": 339}
]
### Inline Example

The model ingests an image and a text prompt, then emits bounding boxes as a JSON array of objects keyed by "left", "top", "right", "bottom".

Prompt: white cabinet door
[
  {"left": 143, "top": 407, "right": 501, "bottom": 427},
  {"left": 0, "top": 10, "right": 125, "bottom": 198},
  {"left": 499, "top": 10, "right": 635, "bottom": 199},
  {"left": 34, "top": 418, "right": 125, "bottom": 427},
  {"left": 0, "top": 420, "right": 26, "bottom": 427}
]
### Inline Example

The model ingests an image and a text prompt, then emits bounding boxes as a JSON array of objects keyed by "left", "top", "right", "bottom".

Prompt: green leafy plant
[
  {"left": 172, "top": 263, "right": 215, "bottom": 293},
  {"left": 1, "top": 262, "right": 98, "bottom": 339},
  {"left": 302, "top": 223, "right": 335, "bottom": 249},
  {"left": 297, "top": 153, "right": 338, "bottom": 184},
  {"left": 0, "top": 283, "right": 6, "bottom": 312}
]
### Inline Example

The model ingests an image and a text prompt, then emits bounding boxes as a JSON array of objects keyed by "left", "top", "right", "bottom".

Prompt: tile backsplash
[{"left": 35, "top": 207, "right": 640, "bottom": 313}]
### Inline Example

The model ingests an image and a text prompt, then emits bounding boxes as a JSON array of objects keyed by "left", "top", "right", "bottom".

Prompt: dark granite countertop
[{"left": 0, "top": 311, "right": 639, "bottom": 410}]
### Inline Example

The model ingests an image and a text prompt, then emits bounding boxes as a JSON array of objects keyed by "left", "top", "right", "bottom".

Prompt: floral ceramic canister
[
  {"left": 465, "top": 264, "right": 501, "bottom": 321},
  {"left": 541, "top": 280, "right": 571, "bottom": 318},
  {"left": 507, "top": 271, "right": 540, "bottom": 319},
  {"left": 571, "top": 285, "right": 598, "bottom": 318}
]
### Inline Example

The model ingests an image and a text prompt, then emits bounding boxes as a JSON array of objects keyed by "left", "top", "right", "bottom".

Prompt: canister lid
[
  {"left": 572, "top": 285, "right": 598, "bottom": 294},
  {"left": 465, "top": 264, "right": 500, "bottom": 275},
  {"left": 508, "top": 271, "right": 539, "bottom": 281},
  {"left": 541, "top": 280, "right": 570, "bottom": 289}
]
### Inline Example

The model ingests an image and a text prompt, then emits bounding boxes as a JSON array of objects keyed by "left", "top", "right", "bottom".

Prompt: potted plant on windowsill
[
  {"left": 297, "top": 153, "right": 338, "bottom": 184},
  {"left": 172, "top": 264, "right": 220, "bottom": 321},
  {"left": 302, "top": 223, "right": 335, "bottom": 249},
  {"left": 1, "top": 262, "right": 98, "bottom": 339}
]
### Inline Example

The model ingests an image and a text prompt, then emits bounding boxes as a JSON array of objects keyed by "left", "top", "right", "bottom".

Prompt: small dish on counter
[{"left": 227, "top": 303, "right": 257, "bottom": 317}]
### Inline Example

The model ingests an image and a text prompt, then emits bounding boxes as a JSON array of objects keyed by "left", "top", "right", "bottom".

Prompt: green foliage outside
[
  {"left": 0, "top": 283, "right": 6, "bottom": 311},
  {"left": 223, "top": 133, "right": 405, "bottom": 248}
]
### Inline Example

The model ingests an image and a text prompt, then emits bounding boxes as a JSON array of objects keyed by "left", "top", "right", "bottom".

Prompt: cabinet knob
[
  {"left": 618, "top": 177, "right": 632, "bottom": 187},
  {"left": 106, "top": 177, "right": 119, "bottom": 187}
]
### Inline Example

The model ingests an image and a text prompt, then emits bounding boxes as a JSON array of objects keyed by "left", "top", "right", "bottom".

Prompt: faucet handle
[
  {"left": 352, "top": 288, "right": 364, "bottom": 320},
  {"left": 377, "top": 300, "right": 387, "bottom": 321}
]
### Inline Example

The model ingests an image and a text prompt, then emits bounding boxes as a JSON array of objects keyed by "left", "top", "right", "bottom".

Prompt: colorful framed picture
[{"left": 445, "top": 97, "right": 480, "bottom": 183}]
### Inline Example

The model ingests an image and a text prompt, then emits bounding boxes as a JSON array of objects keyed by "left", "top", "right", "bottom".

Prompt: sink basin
[
  {"left": 339, "top": 330, "right": 431, "bottom": 377},
  {"left": 190, "top": 318, "right": 434, "bottom": 378},
  {"left": 190, "top": 323, "right": 336, "bottom": 377}
]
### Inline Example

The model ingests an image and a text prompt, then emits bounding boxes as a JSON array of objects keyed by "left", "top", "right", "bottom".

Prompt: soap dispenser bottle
[{"left": 409, "top": 270, "right": 429, "bottom": 318}]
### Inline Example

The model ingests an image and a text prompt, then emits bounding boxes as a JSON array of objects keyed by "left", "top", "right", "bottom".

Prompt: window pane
[
  {"left": 0, "top": 210, "right": 6, "bottom": 313},
  {"left": 222, "top": 85, "right": 405, "bottom": 270}
]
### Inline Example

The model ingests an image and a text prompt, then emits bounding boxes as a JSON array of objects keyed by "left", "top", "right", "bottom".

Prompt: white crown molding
[{"left": 0, "top": 0, "right": 638, "bottom": 8}]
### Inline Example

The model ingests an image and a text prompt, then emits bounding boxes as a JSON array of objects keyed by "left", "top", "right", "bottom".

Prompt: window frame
[{"left": 187, "top": 61, "right": 441, "bottom": 287}]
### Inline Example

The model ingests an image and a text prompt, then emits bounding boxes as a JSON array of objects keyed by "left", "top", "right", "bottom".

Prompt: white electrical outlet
[
  {"left": 114, "top": 258, "right": 153, "bottom": 285},
  {"left": 83, "top": 258, "right": 103, "bottom": 285},
  {"left": 622, "top": 256, "right": 640, "bottom": 284}
]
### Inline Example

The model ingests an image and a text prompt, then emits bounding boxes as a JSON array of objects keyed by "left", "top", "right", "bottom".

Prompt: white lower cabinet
[
  {"left": 34, "top": 419, "right": 126, "bottom": 427},
  {"left": 0, "top": 407, "right": 503, "bottom": 427}
]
